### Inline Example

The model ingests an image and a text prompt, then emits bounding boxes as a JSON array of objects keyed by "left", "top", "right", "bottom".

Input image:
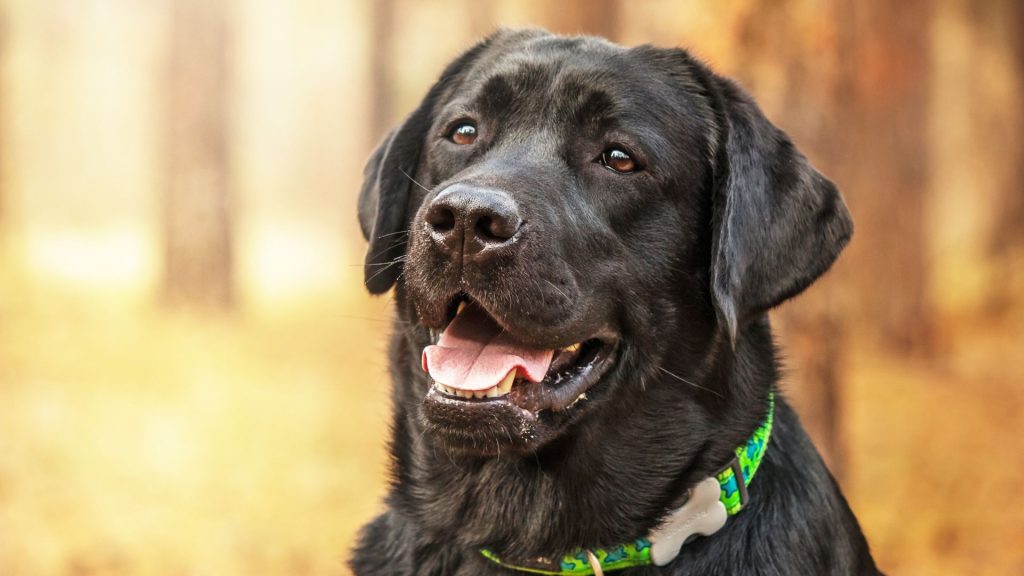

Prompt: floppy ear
[
  {"left": 709, "top": 78, "right": 853, "bottom": 343},
  {"left": 358, "top": 130, "right": 395, "bottom": 243},
  {"left": 359, "top": 33, "right": 506, "bottom": 294}
]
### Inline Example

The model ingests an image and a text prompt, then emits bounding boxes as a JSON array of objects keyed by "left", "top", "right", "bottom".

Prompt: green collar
[{"left": 481, "top": 393, "right": 775, "bottom": 575}]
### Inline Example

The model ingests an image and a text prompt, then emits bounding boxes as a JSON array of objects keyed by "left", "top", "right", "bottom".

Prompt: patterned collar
[{"left": 481, "top": 393, "right": 775, "bottom": 575}]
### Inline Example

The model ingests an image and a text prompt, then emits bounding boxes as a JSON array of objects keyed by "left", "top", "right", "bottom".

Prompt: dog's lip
[
  {"left": 508, "top": 337, "right": 620, "bottom": 412},
  {"left": 425, "top": 336, "right": 620, "bottom": 413},
  {"left": 424, "top": 386, "right": 541, "bottom": 421}
]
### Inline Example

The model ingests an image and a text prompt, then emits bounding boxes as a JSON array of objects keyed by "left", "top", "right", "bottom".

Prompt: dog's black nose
[{"left": 425, "top": 184, "right": 522, "bottom": 259}]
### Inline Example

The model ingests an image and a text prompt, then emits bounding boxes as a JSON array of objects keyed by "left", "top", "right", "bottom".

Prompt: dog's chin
[
  {"left": 419, "top": 349, "right": 619, "bottom": 457},
  {"left": 420, "top": 395, "right": 551, "bottom": 457},
  {"left": 416, "top": 300, "right": 621, "bottom": 456}
]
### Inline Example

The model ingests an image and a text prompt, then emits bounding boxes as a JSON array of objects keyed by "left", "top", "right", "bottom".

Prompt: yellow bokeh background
[{"left": 0, "top": 1, "right": 1022, "bottom": 575}]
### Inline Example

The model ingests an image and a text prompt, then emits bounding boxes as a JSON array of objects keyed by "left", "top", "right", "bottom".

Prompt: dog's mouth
[{"left": 421, "top": 297, "right": 619, "bottom": 414}]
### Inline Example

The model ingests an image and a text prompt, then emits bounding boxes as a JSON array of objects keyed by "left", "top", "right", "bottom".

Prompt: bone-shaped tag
[{"left": 648, "top": 476, "right": 728, "bottom": 566}]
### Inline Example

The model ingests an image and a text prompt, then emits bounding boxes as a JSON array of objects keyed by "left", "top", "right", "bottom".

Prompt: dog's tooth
[
  {"left": 496, "top": 370, "right": 516, "bottom": 395},
  {"left": 485, "top": 386, "right": 500, "bottom": 398},
  {"left": 456, "top": 301, "right": 466, "bottom": 315},
  {"left": 562, "top": 342, "right": 581, "bottom": 354}
]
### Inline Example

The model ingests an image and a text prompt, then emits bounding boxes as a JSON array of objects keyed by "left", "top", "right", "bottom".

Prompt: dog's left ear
[
  {"left": 358, "top": 35, "right": 497, "bottom": 294},
  {"left": 357, "top": 91, "right": 441, "bottom": 294},
  {"left": 709, "top": 77, "right": 853, "bottom": 343}
]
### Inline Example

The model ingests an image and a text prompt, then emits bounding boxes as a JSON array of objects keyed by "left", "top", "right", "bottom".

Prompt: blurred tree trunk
[
  {"left": 775, "top": 0, "right": 935, "bottom": 473},
  {"left": 1009, "top": 2, "right": 1024, "bottom": 244},
  {"left": 778, "top": 0, "right": 934, "bottom": 474},
  {"left": 1011, "top": 2, "right": 1024, "bottom": 240},
  {"left": 164, "top": 0, "right": 233, "bottom": 308},
  {"left": 1000, "top": 0, "right": 1024, "bottom": 240},
  {"left": 843, "top": 0, "right": 933, "bottom": 352},
  {"left": 991, "top": 0, "right": 1024, "bottom": 306},
  {"left": 0, "top": 7, "right": 5, "bottom": 227}
]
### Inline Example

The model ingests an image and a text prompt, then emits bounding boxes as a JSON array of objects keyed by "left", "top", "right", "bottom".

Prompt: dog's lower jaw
[{"left": 417, "top": 333, "right": 622, "bottom": 456}]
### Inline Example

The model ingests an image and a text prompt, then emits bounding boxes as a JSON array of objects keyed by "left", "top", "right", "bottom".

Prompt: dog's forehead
[
  {"left": 439, "top": 36, "right": 702, "bottom": 143},
  {"left": 467, "top": 37, "right": 638, "bottom": 112},
  {"left": 473, "top": 33, "right": 623, "bottom": 80}
]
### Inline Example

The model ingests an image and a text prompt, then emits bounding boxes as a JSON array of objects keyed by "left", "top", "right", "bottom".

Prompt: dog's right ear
[
  {"left": 358, "top": 29, "right": 534, "bottom": 294},
  {"left": 707, "top": 76, "right": 853, "bottom": 344}
]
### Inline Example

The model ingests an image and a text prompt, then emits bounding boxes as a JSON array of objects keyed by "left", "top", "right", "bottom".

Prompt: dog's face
[{"left": 359, "top": 30, "right": 851, "bottom": 456}]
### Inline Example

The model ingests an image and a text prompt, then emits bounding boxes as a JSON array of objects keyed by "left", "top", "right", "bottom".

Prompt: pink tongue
[{"left": 422, "top": 304, "right": 554, "bottom": 391}]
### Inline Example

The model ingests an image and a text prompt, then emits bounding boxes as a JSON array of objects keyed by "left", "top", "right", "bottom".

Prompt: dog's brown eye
[
  {"left": 450, "top": 123, "right": 478, "bottom": 145},
  {"left": 600, "top": 148, "right": 637, "bottom": 173}
]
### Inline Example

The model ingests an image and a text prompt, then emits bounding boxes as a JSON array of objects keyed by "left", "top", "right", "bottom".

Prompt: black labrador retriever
[{"left": 352, "top": 29, "right": 881, "bottom": 576}]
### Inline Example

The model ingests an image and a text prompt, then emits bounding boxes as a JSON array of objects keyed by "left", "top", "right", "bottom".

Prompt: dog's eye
[
  {"left": 599, "top": 147, "right": 637, "bottom": 173},
  {"left": 449, "top": 123, "right": 478, "bottom": 145}
]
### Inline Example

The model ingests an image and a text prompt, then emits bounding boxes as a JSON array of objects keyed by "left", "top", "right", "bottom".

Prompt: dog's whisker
[
  {"left": 543, "top": 278, "right": 570, "bottom": 303},
  {"left": 364, "top": 256, "right": 407, "bottom": 267},
  {"left": 366, "top": 238, "right": 408, "bottom": 262},
  {"left": 375, "top": 229, "right": 410, "bottom": 239},
  {"left": 398, "top": 168, "right": 431, "bottom": 193},
  {"left": 657, "top": 366, "right": 723, "bottom": 398},
  {"left": 364, "top": 259, "right": 403, "bottom": 286}
]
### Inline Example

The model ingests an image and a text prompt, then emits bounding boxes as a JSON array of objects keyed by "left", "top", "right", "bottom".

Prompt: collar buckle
[{"left": 729, "top": 456, "right": 750, "bottom": 508}]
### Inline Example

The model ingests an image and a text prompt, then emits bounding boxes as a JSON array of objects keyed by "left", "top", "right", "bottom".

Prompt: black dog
[{"left": 352, "top": 29, "right": 880, "bottom": 575}]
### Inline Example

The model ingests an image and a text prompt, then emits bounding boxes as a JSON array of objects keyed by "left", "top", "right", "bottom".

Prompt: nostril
[
  {"left": 476, "top": 216, "right": 498, "bottom": 241},
  {"left": 476, "top": 213, "right": 520, "bottom": 242},
  {"left": 427, "top": 207, "right": 456, "bottom": 233}
]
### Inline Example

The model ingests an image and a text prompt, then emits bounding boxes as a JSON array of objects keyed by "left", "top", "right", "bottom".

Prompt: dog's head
[{"left": 359, "top": 29, "right": 851, "bottom": 456}]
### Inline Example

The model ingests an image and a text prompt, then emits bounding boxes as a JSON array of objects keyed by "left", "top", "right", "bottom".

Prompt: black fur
[{"left": 352, "top": 29, "right": 880, "bottom": 575}]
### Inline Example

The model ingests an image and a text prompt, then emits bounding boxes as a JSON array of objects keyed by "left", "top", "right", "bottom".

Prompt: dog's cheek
[{"left": 426, "top": 145, "right": 474, "bottom": 187}]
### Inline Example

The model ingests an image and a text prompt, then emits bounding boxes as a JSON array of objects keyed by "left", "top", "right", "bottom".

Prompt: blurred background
[{"left": 0, "top": 0, "right": 1021, "bottom": 574}]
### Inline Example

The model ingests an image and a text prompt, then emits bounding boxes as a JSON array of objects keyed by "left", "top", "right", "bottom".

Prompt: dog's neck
[{"left": 388, "top": 315, "right": 777, "bottom": 564}]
